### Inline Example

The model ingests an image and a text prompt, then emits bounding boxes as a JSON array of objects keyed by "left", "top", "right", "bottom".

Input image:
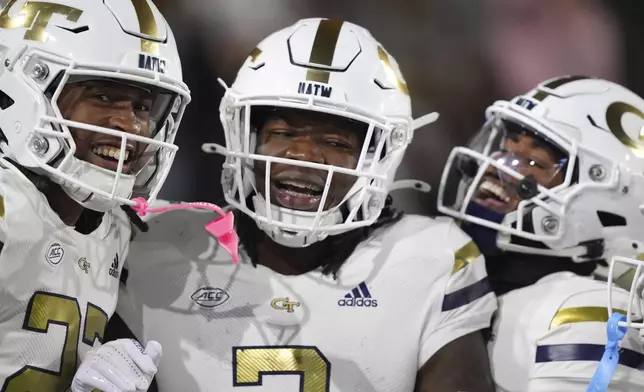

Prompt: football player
[
  {"left": 113, "top": 18, "right": 497, "bottom": 392},
  {"left": 0, "top": 0, "right": 189, "bottom": 390},
  {"left": 438, "top": 76, "right": 644, "bottom": 391}
]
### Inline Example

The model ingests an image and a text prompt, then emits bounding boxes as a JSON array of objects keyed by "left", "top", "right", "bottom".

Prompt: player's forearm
[{"left": 414, "top": 330, "right": 495, "bottom": 392}]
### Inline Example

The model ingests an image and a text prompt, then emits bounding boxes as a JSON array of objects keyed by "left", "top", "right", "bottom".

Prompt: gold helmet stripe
[
  {"left": 131, "top": 0, "right": 160, "bottom": 54},
  {"left": 532, "top": 75, "right": 591, "bottom": 101},
  {"left": 305, "top": 19, "right": 344, "bottom": 84}
]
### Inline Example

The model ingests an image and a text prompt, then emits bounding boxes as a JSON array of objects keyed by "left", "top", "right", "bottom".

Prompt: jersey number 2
[
  {"left": 233, "top": 346, "right": 331, "bottom": 392},
  {"left": 1, "top": 291, "right": 109, "bottom": 392}
]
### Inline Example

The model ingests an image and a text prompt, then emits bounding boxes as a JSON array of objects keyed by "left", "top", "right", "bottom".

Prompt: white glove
[{"left": 71, "top": 339, "right": 162, "bottom": 392}]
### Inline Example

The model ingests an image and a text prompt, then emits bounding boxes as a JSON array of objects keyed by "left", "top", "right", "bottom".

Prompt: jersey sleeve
[
  {"left": 0, "top": 166, "right": 15, "bottom": 248},
  {"left": 113, "top": 204, "right": 197, "bottom": 342},
  {"left": 112, "top": 280, "right": 145, "bottom": 338},
  {"left": 0, "top": 166, "right": 25, "bottom": 258},
  {"left": 418, "top": 220, "right": 497, "bottom": 366},
  {"left": 526, "top": 288, "right": 644, "bottom": 391},
  {"left": 114, "top": 232, "right": 149, "bottom": 342},
  {"left": 0, "top": 185, "right": 8, "bottom": 248}
]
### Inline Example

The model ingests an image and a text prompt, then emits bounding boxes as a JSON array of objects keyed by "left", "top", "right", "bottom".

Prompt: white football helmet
[
  {"left": 438, "top": 76, "right": 644, "bottom": 262},
  {"left": 0, "top": 0, "right": 190, "bottom": 212},
  {"left": 204, "top": 18, "right": 436, "bottom": 247}
]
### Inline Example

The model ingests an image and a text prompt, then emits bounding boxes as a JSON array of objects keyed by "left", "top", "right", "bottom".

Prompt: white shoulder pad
[{"left": 493, "top": 273, "right": 644, "bottom": 391}]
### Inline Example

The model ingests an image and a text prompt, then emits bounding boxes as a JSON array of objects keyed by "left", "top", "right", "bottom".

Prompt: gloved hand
[{"left": 71, "top": 339, "right": 162, "bottom": 392}]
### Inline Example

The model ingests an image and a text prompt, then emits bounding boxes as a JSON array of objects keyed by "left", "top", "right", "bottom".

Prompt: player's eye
[
  {"left": 135, "top": 103, "right": 151, "bottom": 112},
  {"left": 92, "top": 93, "right": 112, "bottom": 104},
  {"left": 270, "top": 129, "right": 293, "bottom": 137},
  {"left": 325, "top": 139, "right": 352, "bottom": 149}
]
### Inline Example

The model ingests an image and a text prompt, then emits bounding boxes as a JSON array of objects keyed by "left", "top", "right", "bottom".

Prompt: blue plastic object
[{"left": 586, "top": 312, "right": 628, "bottom": 392}]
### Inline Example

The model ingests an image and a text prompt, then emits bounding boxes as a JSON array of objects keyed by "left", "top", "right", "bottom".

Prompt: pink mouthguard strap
[{"left": 131, "top": 197, "right": 239, "bottom": 264}]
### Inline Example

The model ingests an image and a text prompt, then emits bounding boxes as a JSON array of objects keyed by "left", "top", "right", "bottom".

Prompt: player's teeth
[
  {"left": 282, "top": 180, "right": 321, "bottom": 192},
  {"left": 481, "top": 180, "right": 510, "bottom": 202},
  {"left": 91, "top": 146, "right": 130, "bottom": 161}
]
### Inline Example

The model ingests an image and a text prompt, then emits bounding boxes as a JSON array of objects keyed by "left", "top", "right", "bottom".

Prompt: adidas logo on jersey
[
  {"left": 337, "top": 282, "right": 378, "bottom": 308},
  {"left": 108, "top": 253, "right": 120, "bottom": 279}
]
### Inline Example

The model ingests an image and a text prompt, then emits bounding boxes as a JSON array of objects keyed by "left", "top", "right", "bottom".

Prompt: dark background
[{"left": 149, "top": 0, "right": 644, "bottom": 216}]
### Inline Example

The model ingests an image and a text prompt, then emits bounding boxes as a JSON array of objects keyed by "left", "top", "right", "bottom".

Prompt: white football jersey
[
  {"left": 489, "top": 271, "right": 644, "bottom": 391},
  {"left": 0, "top": 160, "right": 131, "bottom": 391},
  {"left": 117, "top": 206, "right": 497, "bottom": 392}
]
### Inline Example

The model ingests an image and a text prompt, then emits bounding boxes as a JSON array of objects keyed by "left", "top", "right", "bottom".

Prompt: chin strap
[{"left": 130, "top": 197, "right": 239, "bottom": 264}]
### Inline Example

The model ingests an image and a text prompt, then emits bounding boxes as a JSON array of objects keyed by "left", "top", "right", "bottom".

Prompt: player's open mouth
[
  {"left": 90, "top": 143, "right": 136, "bottom": 173},
  {"left": 475, "top": 178, "right": 513, "bottom": 211},
  {"left": 271, "top": 175, "right": 325, "bottom": 211}
]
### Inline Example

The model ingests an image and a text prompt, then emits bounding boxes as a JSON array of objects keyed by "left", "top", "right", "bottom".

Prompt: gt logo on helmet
[
  {"left": 377, "top": 45, "right": 409, "bottom": 96},
  {"left": 0, "top": 0, "right": 82, "bottom": 42},
  {"left": 0, "top": 0, "right": 162, "bottom": 55},
  {"left": 605, "top": 101, "right": 644, "bottom": 159}
]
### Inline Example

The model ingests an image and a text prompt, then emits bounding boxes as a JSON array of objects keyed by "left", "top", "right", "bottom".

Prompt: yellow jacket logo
[
  {"left": 271, "top": 298, "right": 300, "bottom": 313},
  {"left": 77, "top": 257, "right": 90, "bottom": 274}
]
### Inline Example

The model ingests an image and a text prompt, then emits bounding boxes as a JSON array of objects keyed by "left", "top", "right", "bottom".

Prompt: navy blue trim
[
  {"left": 536, "top": 344, "right": 644, "bottom": 370},
  {"left": 442, "top": 277, "right": 492, "bottom": 312}
]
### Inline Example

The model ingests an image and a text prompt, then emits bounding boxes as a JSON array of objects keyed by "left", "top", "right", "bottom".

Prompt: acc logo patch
[
  {"left": 191, "top": 286, "right": 229, "bottom": 308},
  {"left": 45, "top": 242, "right": 64, "bottom": 266}
]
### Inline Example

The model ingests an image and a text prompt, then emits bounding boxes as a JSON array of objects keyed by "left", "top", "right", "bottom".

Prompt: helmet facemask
[
  {"left": 0, "top": 47, "right": 189, "bottom": 212},
  {"left": 213, "top": 93, "right": 411, "bottom": 248},
  {"left": 438, "top": 114, "right": 577, "bottom": 254},
  {"left": 20, "top": 52, "right": 187, "bottom": 211}
]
